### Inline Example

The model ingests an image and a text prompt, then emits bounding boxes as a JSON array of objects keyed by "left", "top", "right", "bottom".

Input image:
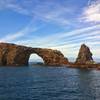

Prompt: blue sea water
[{"left": 0, "top": 65, "right": 100, "bottom": 100}]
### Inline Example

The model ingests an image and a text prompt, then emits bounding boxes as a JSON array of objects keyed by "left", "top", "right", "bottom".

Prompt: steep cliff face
[
  {"left": 0, "top": 43, "right": 68, "bottom": 66},
  {"left": 0, "top": 43, "right": 31, "bottom": 66},
  {"left": 75, "top": 44, "right": 94, "bottom": 64}
]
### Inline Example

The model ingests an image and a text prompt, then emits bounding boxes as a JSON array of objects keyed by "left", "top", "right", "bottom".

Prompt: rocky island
[
  {"left": 0, "top": 43, "right": 68, "bottom": 66},
  {"left": 0, "top": 42, "right": 99, "bottom": 69},
  {"left": 67, "top": 44, "right": 100, "bottom": 69}
]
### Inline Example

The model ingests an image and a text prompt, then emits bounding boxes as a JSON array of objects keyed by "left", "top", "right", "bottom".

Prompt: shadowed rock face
[
  {"left": 75, "top": 44, "right": 94, "bottom": 64},
  {"left": 0, "top": 43, "right": 68, "bottom": 66}
]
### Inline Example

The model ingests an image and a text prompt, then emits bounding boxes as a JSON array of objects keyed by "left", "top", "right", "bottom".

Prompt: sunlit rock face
[
  {"left": 0, "top": 43, "right": 68, "bottom": 66},
  {"left": 75, "top": 44, "right": 94, "bottom": 64},
  {"left": 35, "top": 49, "right": 68, "bottom": 66}
]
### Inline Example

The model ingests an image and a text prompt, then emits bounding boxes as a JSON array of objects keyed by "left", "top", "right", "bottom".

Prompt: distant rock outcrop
[
  {"left": 75, "top": 44, "right": 94, "bottom": 64},
  {"left": 0, "top": 43, "right": 68, "bottom": 66}
]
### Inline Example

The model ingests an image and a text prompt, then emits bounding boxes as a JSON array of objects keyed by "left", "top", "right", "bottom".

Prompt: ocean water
[{"left": 0, "top": 65, "right": 100, "bottom": 100}]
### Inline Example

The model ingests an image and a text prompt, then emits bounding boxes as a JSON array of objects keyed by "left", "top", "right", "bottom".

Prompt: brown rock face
[
  {"left": 75, "top": 44, "right": 94, "bottom": 64},
  {"left": 0, "top": 43, "right": 68, "bottom": 66}
]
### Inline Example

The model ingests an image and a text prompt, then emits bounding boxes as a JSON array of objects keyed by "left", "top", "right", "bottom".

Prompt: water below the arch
[{"left": 0, "top": 64, "right": 100, "bottom": 100}]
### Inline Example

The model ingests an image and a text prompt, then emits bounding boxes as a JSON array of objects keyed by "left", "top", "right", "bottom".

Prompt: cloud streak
[
  {"left": 0, "top": 0, "right": 75, "bottom": 26},
  {"left": 0, "top": 0, "right": 99, "bottom": 59},
  {"left": 13, "top": 24, "right": 100, "bottom": 58},
  {"left": 81, "top": 0, "right": 100, "bottom": 22},
  {"left": 0, "top": 20, "right": 38, "bottom": 42}
]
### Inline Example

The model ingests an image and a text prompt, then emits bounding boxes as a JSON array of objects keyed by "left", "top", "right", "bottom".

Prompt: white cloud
[
  {"left": 14, "top": 24, "right": 100, "bottom": 58},
  {"left": 0, "top": 20, "right": 38, "bottom": 42},
  {"left": 0, "top": 0, "right": 73, "bottom": 26},
  {"left": 35, "top": 24, "right": 100, "bottom": 45},
  {"left": 82, "top": 0, "right": 100, "bottom": 22},
  {"left": 0, "top": 0, "right": 99, "bottom": 59},
  {"left": 0, "top": 32, "right": 25, "bottom": 42}
]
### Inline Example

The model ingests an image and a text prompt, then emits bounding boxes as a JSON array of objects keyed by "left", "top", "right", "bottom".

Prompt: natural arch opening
[{"left": 29, "top": 54, "right": 44, "bottom": 65}]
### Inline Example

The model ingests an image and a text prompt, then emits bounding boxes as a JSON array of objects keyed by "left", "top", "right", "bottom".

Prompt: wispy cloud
[
  {"left": 0, "top": 20, "right": 38, "bottom": 42},
  {"left": 0, "top": 0, "right": 74, "bottom": 26},
  {"left": 0, "top": 0, "right": 99, "bottom": 59},
  {"left": 14, "top": 24, "right": 100, "bottom": 58},
  {"left": 81, "top": 0, "right": 100, "bottom": 22},
  {"left": 36, "top": 24, "right": 100, "bottom": 45}
]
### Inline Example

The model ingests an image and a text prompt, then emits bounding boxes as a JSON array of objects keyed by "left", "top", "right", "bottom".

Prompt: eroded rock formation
[
  {"left": 0, "top": 43, "right": 68, "bottom": 66},
  {"left": 75, "top": 44, "right": 94, "bottom": 64}
]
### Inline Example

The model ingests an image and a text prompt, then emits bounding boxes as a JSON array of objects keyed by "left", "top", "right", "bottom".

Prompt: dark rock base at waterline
[{"left": 66, "top": 62, "right": 100, "bottom": 70}]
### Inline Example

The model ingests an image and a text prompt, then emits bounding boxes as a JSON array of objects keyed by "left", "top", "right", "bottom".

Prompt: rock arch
[
  {"left": 29, "top": 53, "right": 44, "bottom": 64},
  {"left": 0, "top": 43, "right": 68, "bottom": 66}
]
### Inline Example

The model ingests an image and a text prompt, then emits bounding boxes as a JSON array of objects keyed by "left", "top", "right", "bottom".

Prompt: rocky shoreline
[
  {"left": 66, "top": 62, "right": 100, "bottom": 69},
  {"left": 0, "top": 42, "right": 99, "bottom": 69},
  {"left": 65, "top": 44, "right": 100, "bottom": 69}
]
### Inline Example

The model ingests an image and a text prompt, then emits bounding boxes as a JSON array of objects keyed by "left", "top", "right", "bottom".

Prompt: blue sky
[{"left": 0, "top": 0, "right": 100, "bottom": 60}]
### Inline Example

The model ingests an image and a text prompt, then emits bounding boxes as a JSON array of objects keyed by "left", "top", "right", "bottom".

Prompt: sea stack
[{"left": 75, "top": 44, "right": 94, "bottom": 64}]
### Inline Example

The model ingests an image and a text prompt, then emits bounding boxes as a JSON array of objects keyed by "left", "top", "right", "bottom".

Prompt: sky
[{"left": 0, "top": 0, "right": 100, "bottom": 61}]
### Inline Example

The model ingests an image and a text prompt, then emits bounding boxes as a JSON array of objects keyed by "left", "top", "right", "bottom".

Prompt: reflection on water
[
  {"left": 77, "top": 69, "right": 100, "bottom": 100},
  {"left": 0, "top": 66, "right": 100, "bottom": 100}
]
